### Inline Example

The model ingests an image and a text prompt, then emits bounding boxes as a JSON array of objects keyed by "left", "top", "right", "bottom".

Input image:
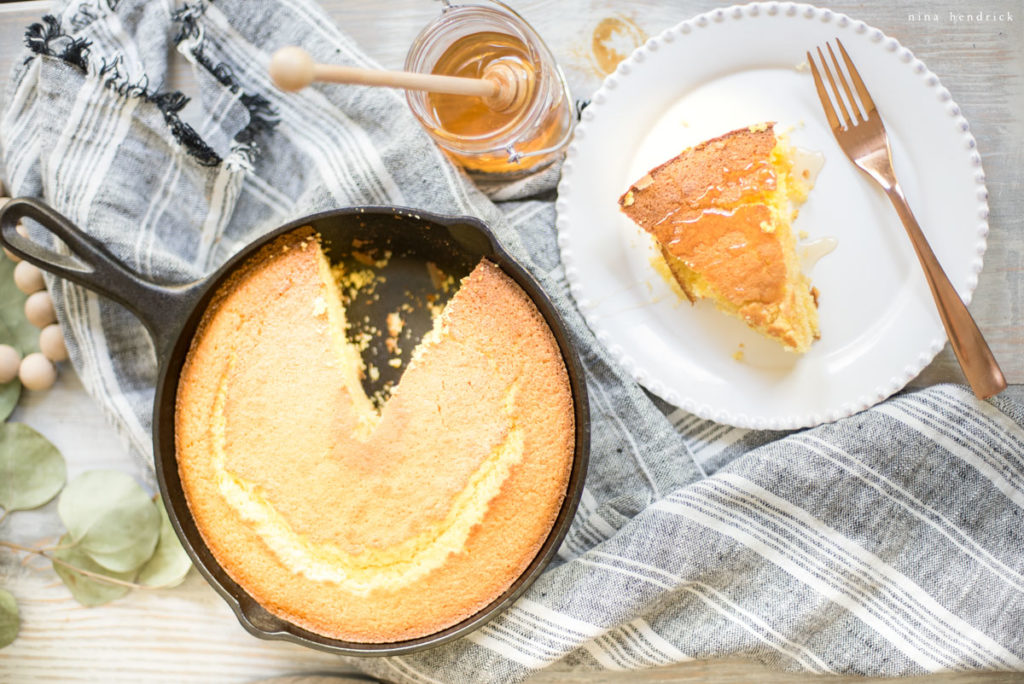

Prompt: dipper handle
[{"left": 269, "top": 46, "right": 526, "bottom": 112}]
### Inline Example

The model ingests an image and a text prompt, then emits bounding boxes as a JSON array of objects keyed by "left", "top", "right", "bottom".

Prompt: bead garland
[{"left": 0, "top": 195, "right": 69, "bottom": 392}]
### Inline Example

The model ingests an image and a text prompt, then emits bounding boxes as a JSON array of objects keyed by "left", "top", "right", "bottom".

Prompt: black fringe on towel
[
  {"left": 149, "top": 92, "right": 223, "bottom": 167},
  {"left": 171, "top": 2, "right": 206, "bottom": 45},
  {"left": 70, "top": 4, "right": 98, "bottom": 33},
  {"left": 98, "top": 55, "right": 222, "bottom": 166},
  {"left": 24, "top": 15, "right": 62, "bottom": 56},
  {"left": 60, "top": 37, "right": 92, "bottom": 72},
  {"left": 24, "top": 14, "right": 222, "bottom": 167},
  {"left": 173, "top": 4, "right": 280, "bottom": 164},
  {"left": 25, "top": 15, "right": 91, "bottom": 72},
  {"left": 23, "top": 6, "right": 277, "bottom": 167},
  {"left": 69, "top": 0, "right": 120, "bottom": 33}
]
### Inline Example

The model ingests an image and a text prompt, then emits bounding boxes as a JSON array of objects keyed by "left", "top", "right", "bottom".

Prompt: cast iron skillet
[{"left": 0, "top": 197, "right": 589, "bottom": 656}]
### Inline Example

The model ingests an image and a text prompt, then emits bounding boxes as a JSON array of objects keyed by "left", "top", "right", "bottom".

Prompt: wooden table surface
[{"left": 0, "top": 1, "right": 1021, "bottom": 682}]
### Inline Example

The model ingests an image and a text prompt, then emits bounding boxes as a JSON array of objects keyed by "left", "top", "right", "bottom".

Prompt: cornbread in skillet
[
  {"left": 619, "top": 123, "right": 820, "bottom": 353},
  {"left": 175, "top": 229, "right": 574, "bottom": 643}
]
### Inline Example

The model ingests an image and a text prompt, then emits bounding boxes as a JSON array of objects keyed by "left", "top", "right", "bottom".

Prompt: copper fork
[{"left": 807, "top": 39, "right": 1005, "bottom": 399}]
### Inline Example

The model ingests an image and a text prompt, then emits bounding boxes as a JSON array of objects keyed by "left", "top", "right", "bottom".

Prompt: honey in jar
[{"left": 405, "top": 1, "right": 574, "bottom": 177}]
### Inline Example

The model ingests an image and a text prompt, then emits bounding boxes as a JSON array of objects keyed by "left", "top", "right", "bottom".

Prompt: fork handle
[{"left": 885, "top": 184, "right": 1006, "bottom": 399}]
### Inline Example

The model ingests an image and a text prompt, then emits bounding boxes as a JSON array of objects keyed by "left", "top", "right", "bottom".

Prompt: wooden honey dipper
[{"left": 269, "top": 46, "right": 530, "bottom": 113}]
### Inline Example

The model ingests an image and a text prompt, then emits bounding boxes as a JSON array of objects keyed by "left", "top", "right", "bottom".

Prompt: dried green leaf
[
  {"left": 137, "top": 498, "right": 192, "bottom": 588},
  {"left": 0, "top": 588, "right": 18, "bottom": 649},
  {"left": 51, "top": 533, "right": 133, "bottom": 606},
  {"left": 57, "top": 471, "right": 160, "bottom": 573},
  {"left": 0, "top": 422, "right": 66, "bottom": 512},
  {"left": 0, "top": 379, "right": 20, "bottom": 423},
  {"left": 0, "top": 258, "right": 36, "bottom": 356}
]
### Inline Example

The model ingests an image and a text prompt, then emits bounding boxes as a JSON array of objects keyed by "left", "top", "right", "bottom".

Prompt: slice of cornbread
[{"left": 619, "top": 123, "right": 820, "bottom": 353}]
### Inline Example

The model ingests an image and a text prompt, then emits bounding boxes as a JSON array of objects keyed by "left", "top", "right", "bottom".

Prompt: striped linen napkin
[{"left": 2, "top": 1, "right": 1022, "bottom": 680}]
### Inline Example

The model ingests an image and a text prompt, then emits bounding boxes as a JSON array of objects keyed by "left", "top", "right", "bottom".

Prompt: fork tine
[
  {"left": 817, "top": 46, "right": 852, "bottom": 128},
  {"left": 836, "top": 38, "right": 876, "bottom": 117},
  {"left": 807, "top": 50, "right": 840, "bottom": 131},
  {"left": 827, "top": 42, "right": 861, "bottom": 123}
]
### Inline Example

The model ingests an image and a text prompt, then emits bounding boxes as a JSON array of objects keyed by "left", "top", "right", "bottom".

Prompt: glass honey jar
[{"left": 404, "top": 0, "right": 575, "bottom": 178}]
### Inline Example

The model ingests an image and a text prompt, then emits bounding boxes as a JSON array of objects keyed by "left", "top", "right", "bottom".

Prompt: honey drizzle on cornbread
[{"left": 619, "top": 123, "right": 821, "bottom": 353}]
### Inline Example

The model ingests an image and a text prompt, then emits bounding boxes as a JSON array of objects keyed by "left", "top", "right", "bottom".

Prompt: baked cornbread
[
  {"left": 619, "top": 123, "right": 820, "bottom": 353},
  {"left": 175, "top": 230, "right": 574, "bottom": 643}
]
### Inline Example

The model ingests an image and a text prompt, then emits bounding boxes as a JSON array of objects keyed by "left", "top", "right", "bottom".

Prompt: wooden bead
[
  {"left": 3, "top": 220, "right": 27, "bottom": 263},
  {"left": 14, "top": 261, "right": 45, "bottom": 294},
  {"left": 0, "top": 344, "right": 20, "bottom": 384},
  {"left": 39, "top": 324, "right": 68, "bottom": 362},
  {"left": 24, "top": 291, "right": 56, "bottom": 328},
  {"left": 18, "top": 352, "right": 56, "bottom": 391}
]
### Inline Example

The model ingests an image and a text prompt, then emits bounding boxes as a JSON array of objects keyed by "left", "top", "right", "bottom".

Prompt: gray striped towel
[{"left": 2, "top": 1, "right": 1023, "bottom": 680}]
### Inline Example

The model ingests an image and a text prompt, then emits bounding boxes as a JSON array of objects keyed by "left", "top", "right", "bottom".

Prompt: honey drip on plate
[
  {"left": 426, "top": 31, "right": 569, "bottom": 174},
  {"left": 791, "top": 147, "right": 826, "bottom": 186},
  {"left": 799, "top": 237, "right": 838, "bottom": 271}
]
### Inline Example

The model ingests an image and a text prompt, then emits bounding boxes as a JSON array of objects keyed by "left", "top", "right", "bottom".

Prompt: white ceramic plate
[{"left": 555, "top": 2, "right": 989, "bottom": 430}]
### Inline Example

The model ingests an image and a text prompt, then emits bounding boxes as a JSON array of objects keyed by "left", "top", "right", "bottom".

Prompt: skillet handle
[{"left": 0, "top": 198, "right": 203, "bottom": 355}]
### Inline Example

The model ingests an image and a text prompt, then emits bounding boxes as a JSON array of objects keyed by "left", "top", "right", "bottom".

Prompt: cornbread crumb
[
  {"left": 426, "top": 262, "right": 456, "bottom": 293},
  {"left": 352, "top": 250, "right": 392, "bottom": 268},
  {"left": 387, "top": 357, "right": 402, "bottom": 368},
  {"left": 352, "top": 330, "right": 373, "bottom": 351},
  {"left": 386, "top": 312, "right": 404, "bottom": 338},
  {"left": 799, "top": 230, "right": 809, "bottom": 240}
]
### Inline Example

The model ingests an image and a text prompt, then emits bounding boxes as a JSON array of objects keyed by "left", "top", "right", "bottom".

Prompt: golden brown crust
[
  {"left": 618, "top": 124, "right": 777, "bottom": 224},
  {"left": 176, "top": 235, "right": 574, "bottom": 643}
]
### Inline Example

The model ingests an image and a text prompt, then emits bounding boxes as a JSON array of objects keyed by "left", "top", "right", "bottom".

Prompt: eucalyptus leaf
[
  {"left": 51, "top": 533, "right": 133, "bottom": 606},
  {"left": 0, "top": 587, "right": 18, "bottom": 649},
  {"left": 0, "top": 380, "right": 20, "bottom": 423},
  {"left": 137, "top": 498, "right": 192, "bottom": 588},
  {"left": 0, "top": 258, "right": 36, "bottom": 356},
  {"left": 0, "top": 422, "right": 66, "bottom": 512},
  {"left": 57, "top": 470, "right": 160, "bottom": 573}
]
